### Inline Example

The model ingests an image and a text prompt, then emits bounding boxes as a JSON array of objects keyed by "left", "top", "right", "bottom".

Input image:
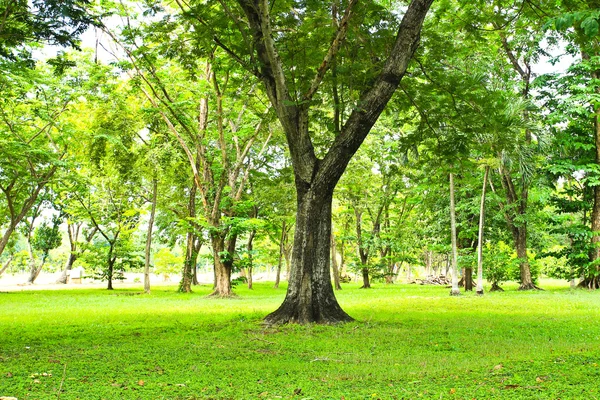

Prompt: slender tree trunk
[
  {"left": 330, "top": 233, "right": 342, "bottom": 290},
  {"left": 247, "top": 230, "right": 256, "bottom": 290},
  {"left": 0, "top": 256, "right": 13, "bottom": 276},
  {"left": 264, "top": 192, "right": 352, "bottom": 324},
  {"left": 144, "top": 178, "right": 158, "bottom": 294},
  {"left": 179, "top": 182, "right": 197, "bottom": 293},
  {"left": 449, "top": 173, "right": 460, "bottom": 296},
  {"left": 476, "top": 166, "right": 489, "bottom": 295},
  {"left": 107, "top": 247, "right": 115, "bottom": 290},
  {"left": 274, "top": 220, "right": 286, "bottom": 289}
]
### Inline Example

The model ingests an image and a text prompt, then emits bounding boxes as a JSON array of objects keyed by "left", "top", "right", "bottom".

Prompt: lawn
[{"left": 1, "top": 280, "right": 600, "bottom": 399}]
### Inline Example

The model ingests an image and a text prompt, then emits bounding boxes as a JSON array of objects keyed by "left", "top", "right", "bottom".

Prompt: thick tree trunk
[
  {"left": 210, "top": 233, "right": 236, "bottom": 297},
  {"left": 476, "top": 166, "right": 489, "bottom": 295},
  {"left": 464, "top": 268, "right": 473, "bottom": 291},
  {"left": 330, "top": 233, "right": 342, "bottom": 290},
  {"left": 361, "top": 267, "right": 371, "bottom": 289},
  {"left": 264, "top": 193, "right": 352, "bottom": 324},
  {"left": 515, "top": 227, "right": 539, "bottom": 290},
  {"left": 449, "top": 173, "right": 460, "bottom": 296},
  {"left": 144, "top": 178, "right": 158, "bottom": 294},
  {"left": 0, "top": 256, "right": 13, "bottom": 276}
]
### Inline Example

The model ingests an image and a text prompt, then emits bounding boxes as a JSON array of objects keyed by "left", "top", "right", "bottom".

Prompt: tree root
[
  {"left": 489, "top": 283, "right": 504, "bottom": 292},
  {"left": 518, "top": 282, "right": 543, "bottom": 291}
]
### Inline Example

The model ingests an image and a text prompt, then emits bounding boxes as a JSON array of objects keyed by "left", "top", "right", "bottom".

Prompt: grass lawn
[{"left": 1, "top": 280, "right": 600, "bottom": 399}]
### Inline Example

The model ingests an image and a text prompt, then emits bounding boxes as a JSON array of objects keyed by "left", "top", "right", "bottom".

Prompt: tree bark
[
  {"left": 476, "top": 166, "right": 489, "bottom": 295},
  {"left": 331, "top": 233, "right": 342, "bottom": 290},
  {"left": 274, "top": 220, "right": 286, "bottom": 289},
  {"left": 107, "top": 246, "right": 115, "bottom": 290},
  {"left": 247, "top": 230, "right": 256, "bottom": 290},
  {"left": 144, "top": 178, "right": 158, "bottom": 294},
  {"left": 449, "top": 173, "right": 460, "bottom": 296},
  {"left": 210, "top": 233, "right": 236, "bottom": 296},
  {"left": 265, "top": 192, "right": 352, "bottom": 324},
  {"left": 588, "top": 67, "right": 600, "bottom": 287},
  {"left": 179, "top": 182, "right": 197, "bottom": 293}
]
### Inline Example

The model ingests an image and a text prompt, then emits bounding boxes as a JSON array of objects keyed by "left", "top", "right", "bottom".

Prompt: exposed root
[
  {"left": 476, "top": 290, "right": 484, "bottom": 296},
  {"left": 577, "top": 277, "right": 600, "bottom": 290},
  {"left": 207, "top": 291, "right": 238, "bottom": 298},
  {"left": 489, "top": 283, "right": 504, "bottom": 292},
  {"left": 518, "top": 282, "right": 543, "bottom": 291}
]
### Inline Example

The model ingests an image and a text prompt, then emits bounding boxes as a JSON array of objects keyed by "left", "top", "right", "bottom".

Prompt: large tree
[{"left": 173, "top": 0, "right": 434, "bottom": 322}]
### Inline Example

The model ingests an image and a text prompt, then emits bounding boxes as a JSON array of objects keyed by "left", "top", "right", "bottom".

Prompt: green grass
[{"left": 1, "top": 280, "right": 600, "bottom": 399}]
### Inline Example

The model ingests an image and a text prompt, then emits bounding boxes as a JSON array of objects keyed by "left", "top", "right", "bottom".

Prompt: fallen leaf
[
  {"left": 137, "top": 380, "right": 145, "bottom": 386},
  {"left": 493, "top": 364, "right": 503, "bottom": 370},
  {"left": 33, "top": 379, "right": 41, "bottom": 384},
  {"left": 176, "top": 383, "right": 186, "bottom": 387},
  {"left": 293, "top": 388, "right": 302, "bottom": 395},
  {"left": 450, "top": 388, "right": 456, "bottom": 394},
  {"left": 5, "top": 372, "right": 13, "bottom": 378}
]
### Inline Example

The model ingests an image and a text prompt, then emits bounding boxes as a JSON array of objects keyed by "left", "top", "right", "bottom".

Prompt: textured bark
[
  {"left": 449, "top": 173, "right": 460, "bottom": 296},
  {"left": 107, "top": 246, "right": 116, "bottom": 290},
  {"left": 210, "top": 233, "right": 236, "bottom": 297},
  {"left": 144, "top": 178, "right": 158, "bottom": 294},
  {"left": 179, "top": 182, "right": 197, "bottom": 293},
  {"left": 274, "top": 220, "right": 286, "bottom": 289},
  {"left": 331, "top": 233, "right": 342, "bottom": 290},
  {"left": 464, "top": 268, "right": 473, "bottom": 291},
  {"left": 476, "top": 166, "right": 489, "bottom": 295},
  {"left": 247, "top": 229, "right": 256, "bottom": 290},
  {"left": 265, "top": 192, "right": 352, "bottom": 324}
]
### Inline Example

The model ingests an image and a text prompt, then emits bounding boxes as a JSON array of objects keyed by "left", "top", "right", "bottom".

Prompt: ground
[{"left": 1, "top": 279, "right": 599, "bottom": 399}]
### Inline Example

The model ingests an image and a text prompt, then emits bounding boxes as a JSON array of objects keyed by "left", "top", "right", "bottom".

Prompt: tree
[{"left": 174, "top": 0, "right": 434, "bottom": 322}]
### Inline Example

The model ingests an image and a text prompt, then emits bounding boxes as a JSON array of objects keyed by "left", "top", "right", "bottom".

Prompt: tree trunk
[
  {"left": 26, "top": 241, "right": 40, "bottom": 285},
  {"left": 464, "top": 268, "right": 473, "bottom": 291},
  {"left": 361, "top": 267, "right": 371, "bottom": 289},
  {"left": 0, "top": 225, "right": 16, "bottom": 261},
  {"left": 274, "top": 220, "right": 286, "bottom": 289},
  {"left": 57, "top": 253, "right": 77, "bottom": 284},
  {"left": 264, "top": 193, "right": 352, "bottom": 324},
  {"left": 247, "top": 230, "right": 256, "bottom": 290},
  {"left": 179, "top": 182, "right": 197, "bottom": 293},
  {"left": 476, "top": 166, "right": 489, "bottom": 295},
  {"left": 515, "top": 226, "right": 539, "bottom": 290},
  {"left": 107, "top": 242, "right": 116, "bottom": 290},
  {"left": 210, "top": 233, "right": 236, "bottom": 297},
  {"left": 449, "top": 173, "right": 461, "bottom": 296},
  {"left": 490, "top": 282, "right": 504, "bottom": 292},
  {"left": 331, "top": 233, "right": 342, "bottom": 290},
  {"left": 0, "top": 256, "right": 13, "bottom": 276},
  {"left": 144, "top": 178, "right": 158, "bottom": 294}
]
